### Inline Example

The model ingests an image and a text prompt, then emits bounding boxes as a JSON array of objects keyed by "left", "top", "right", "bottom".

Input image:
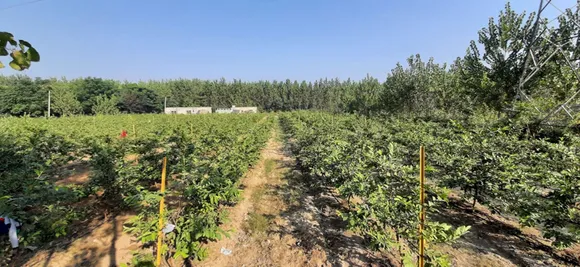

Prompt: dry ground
[
  {"left": 19, "top": 213, "right": 141, "bottom": 267},
  {"left": 436, "top": 197, "right": 580, "bottom": 267}
]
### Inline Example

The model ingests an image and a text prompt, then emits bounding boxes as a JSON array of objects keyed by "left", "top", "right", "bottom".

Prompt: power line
[{"left": 0, "top": 0, "right": 49, "bottom": 11}]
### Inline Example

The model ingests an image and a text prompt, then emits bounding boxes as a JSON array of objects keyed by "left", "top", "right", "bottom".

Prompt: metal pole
[
  {"left": 543, "top": 47, "right": 580, "bottom": 122},
  {"left": 48, "top": 90, "right": 51, "bottom": 118},
  {"left": 513, "top": 0, "right": 545, "bottom": 114},
  {"left": 418, "top": 146, "right": 426, "bottom": 267}
]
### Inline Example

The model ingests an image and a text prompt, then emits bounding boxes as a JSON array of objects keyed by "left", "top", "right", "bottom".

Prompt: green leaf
[
  {"left": 8, "top": 37, "right": 16, "bottom": 47},
  {"left": 27, "top": 47, "right": 40, "bottom": 62},
  {"left": 9, "top": 60, "right": 22, "bottom": 70},
  {"left": 0, "top": 32, "right": 14, "bottom": 43},
  {"left": 9, "top": 50, "right": 31, "bottom": 70},
  {"left": 0, "top": 61, "right": 4, "bottom": 68},
  {"left": 0, "top": 47, "right": 8, "bottom": 56},
  {"left": 19, "top": 40, "right": 31, "bottom": 48},
  {"left": 0, "top": 39, "right": 7, "bottom": 50},
  {"left": 11, "top": 50, "right": 26, "bottom": 63}
]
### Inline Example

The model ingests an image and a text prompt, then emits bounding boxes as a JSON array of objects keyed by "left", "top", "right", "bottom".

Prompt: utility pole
[
  {"left": 164, "top": 97, "right": 167, "bottom": 110},
  {"left": 48, "top": 90, "right": 51, "bottom": 118}
]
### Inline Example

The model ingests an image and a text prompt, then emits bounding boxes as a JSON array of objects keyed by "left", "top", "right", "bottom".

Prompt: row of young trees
[{"left": 0, "top": 3, "right": 579, "bottom": 118}]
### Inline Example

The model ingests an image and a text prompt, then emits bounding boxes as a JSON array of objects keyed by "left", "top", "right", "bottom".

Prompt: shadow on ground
[
  {"left": 268, "top": 144, "right": 393, "bottom": 267},
  {"left": 434, "top": 198, "right": 580, "bottom": 267},
  {"left": 6, "top": 208, "right": 133, "bottom": 267}
]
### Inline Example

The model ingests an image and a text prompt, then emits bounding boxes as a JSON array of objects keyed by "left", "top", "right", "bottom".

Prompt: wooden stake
[
  {"left": 156, "top": 157, "right": 167, "bottom": 267},
  {"left": 418, "top": 146, "right": 426, "bottom": 267}
]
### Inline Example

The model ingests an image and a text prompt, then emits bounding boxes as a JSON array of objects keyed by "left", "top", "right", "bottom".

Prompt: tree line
[{"left": 1, "top": 3, "right": 579, "bottom": 119}]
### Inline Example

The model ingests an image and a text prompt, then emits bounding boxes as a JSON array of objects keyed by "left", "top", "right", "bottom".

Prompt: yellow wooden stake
[
  {"left": 418, "top": 146, "right": 426, "bottom": 267},
  {"left": 156, "top": 157, "right": 167, "bottom": 267}
]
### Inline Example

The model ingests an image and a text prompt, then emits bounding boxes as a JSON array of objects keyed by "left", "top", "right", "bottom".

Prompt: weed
[
  {"left": 243, "top": 212, "right": 271, "bottom": 236},
  {"left": 120, "top": 251, "right": 155, "bottom": 267},
  {"left": 251, "top": 187, "right": 267, "bottom": 203},
  {"left": 264, "top": 159, "right": 276, "bottom": 178}
]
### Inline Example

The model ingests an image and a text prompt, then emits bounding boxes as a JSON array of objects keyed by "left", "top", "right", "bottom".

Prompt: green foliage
[
  {"left": 281, "top": 110, "right": 580, "bottom": 264},
  {"left": 92, "top": 94, "right": 120, "bottom": 115},
  {"left": 120, "top": 252, "right": 155, "bottom": 267},
  {"left": 120, "top": 114, "right": 272, "bottom": 261},
  {"left": 460, "top": 3, "right": 538, "bottom": 111},
  {"left": 281, "top": 112, "right": 470, "bottom": 265},
  {"left": 0, "top": 76, "right": 49, "bottom": 116},
  {"left": 0, "top": 32, "right": 39, "bottom": 71},
  {"left": 382, "top": 54, "right": 464, "bottom": 115},
  {"left": 2, "top": 2, "right": 580, "bottom": 264},
  {"left": 348, "top": 74, "right": 382, "bottom": 115},
  {"left": 0, "top": 128, "right": 82, "bottom": 245},
  {"left": 76, "top": 77, "right": 118, "bottom": 114},
  {"left": 118, "top": 84, "right": 161, "bottom": 114},
  {"left": 0, "top": 113, "right": 272, "bottom": 263},
  {"left": 50, "top": 78, "right": 82, "bottom": 116}
]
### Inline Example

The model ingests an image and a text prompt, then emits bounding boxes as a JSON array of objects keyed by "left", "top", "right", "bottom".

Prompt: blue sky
[{"left": 0, "top": 0, "right": 573, "bottom": 82}]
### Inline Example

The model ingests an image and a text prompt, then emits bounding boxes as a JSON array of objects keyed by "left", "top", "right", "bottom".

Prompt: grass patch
[
  {"left": 264, "top": 159, "right": 276, "bottom": 178},
  {"left": 251, "top": 187, "right": 266, "bottom": 203},
  {"left": 243, "top": 212, "right": 271, "bottom": 235},
  {"left": 123, "top": 251, "right": 156, "bottom": 267}
]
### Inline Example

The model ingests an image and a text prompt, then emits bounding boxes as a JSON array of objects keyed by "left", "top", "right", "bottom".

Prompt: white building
[
  {"left": 164, "top": 107, "right": 212, "bottom": 115},
  {"left": 215, "top": 108, "right": 233, "bottom": 114},
  {"left": 233, "top": 106, "right": 258, "bottom": 113},
  {"left": 215, "top": 106, "right": 258, "bottom": 114}
]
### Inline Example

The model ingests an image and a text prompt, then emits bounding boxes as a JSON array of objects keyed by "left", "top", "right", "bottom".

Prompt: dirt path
[
  {"left": 197, "top": 128, "right": 311, "bottom": 266},
  {"left": 198, "top": 124, "right": 386, "bottom": 267}
]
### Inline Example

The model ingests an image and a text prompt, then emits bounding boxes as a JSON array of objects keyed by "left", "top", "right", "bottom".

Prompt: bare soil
[
  {"left": 436, "top": 197, "right": 580, "bottom": 267},
  {"left": 18, "top": 213, "right": 142, "bottom": 267},
  {"left": 54, "top": 161, "right": 90, "bottom": 186}
]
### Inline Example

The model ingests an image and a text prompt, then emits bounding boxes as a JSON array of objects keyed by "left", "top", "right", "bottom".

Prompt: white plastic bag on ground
[
  {"left": 220, "top": 247, "right": 232, "bottom": 255},
  {"left": 1, "top": 216, "right": 21, "bottom": 248}
]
